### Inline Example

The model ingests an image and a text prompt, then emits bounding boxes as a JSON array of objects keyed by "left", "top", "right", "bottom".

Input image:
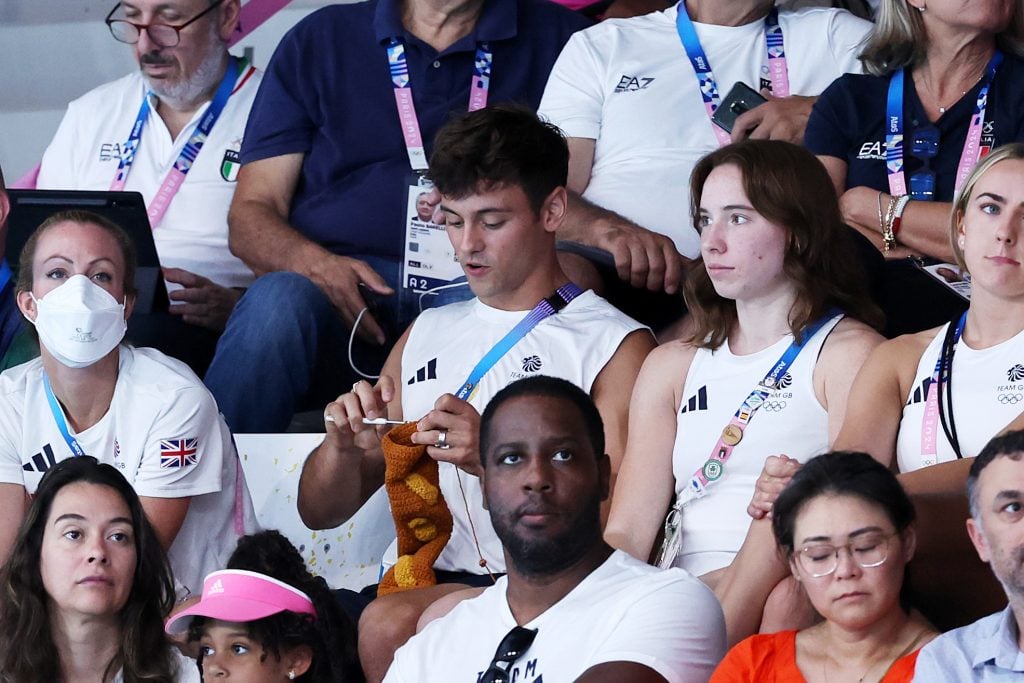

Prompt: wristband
[{"left": 890, "top": 195, "right": 911, "bottom": 242}]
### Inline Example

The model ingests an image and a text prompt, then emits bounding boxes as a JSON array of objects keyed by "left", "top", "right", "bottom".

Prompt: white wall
[{"left": 0, "top": 0, "right": 339, "bottom": 182}]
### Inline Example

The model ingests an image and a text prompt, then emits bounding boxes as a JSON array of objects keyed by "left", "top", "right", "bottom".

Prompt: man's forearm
[
  {"left": 560, "top": 191, "right": 641, "bottom": 244},
  {"left": 228, "top": 198, "right": 332, "bottom": 278},
  {"left": 297, "top": 441, "right": 385, "bottom": 530}
]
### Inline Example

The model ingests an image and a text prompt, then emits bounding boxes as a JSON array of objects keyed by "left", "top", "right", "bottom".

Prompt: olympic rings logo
[
  {"left": 762, "top": 401, "right": 788, "bottom": 412},
  {"left": 998, "top": 393, "right": 1023, "bottom": 405}
]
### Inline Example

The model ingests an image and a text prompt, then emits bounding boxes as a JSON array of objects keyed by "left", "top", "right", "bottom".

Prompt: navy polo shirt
[
  {"left": 805, "top": 53, "right": 1024, "bottom": 199},
  {"left": 0, "top": 266, "right": 22, "bottom": 361},
  {"left": 240, "top": 0, "right": 589, "bottom": 261}
]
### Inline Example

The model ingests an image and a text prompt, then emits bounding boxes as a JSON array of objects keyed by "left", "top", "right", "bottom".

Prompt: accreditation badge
[{"left": 402, "top": 174, "right": 463, "bottom": 295}]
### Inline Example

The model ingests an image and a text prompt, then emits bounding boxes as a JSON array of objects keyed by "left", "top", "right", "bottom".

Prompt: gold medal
[{"left": 721, "top": 424, "right": 743, "bottom": 446}]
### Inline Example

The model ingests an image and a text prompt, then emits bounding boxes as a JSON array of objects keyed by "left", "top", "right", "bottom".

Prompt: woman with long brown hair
[
  {"left": 0, "top": 456, "right": 197, "bottom": 682},
  {"left": 606, "top": 140, "right": 883, "bottom": 639}
]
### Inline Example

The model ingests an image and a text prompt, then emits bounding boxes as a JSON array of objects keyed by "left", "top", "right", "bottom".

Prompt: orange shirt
[{"left": 710, "top": 630, "right": 921, "bottom": 682}]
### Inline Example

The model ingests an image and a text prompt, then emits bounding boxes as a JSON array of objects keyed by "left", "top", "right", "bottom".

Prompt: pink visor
[{"left": 165, "top": 569, "right": 318, "bottom": 634}]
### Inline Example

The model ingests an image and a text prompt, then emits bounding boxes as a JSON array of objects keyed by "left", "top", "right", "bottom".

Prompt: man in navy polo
[{"left": 206, "top": 0, "right": 589, "bottom": 433}]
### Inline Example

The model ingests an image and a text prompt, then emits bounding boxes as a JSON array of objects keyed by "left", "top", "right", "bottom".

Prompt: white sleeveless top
[
  {"left": 896, "top": 323, "right": 1024, "bottom": 472},
  {"left": 670, "top": 316, "right": 841, "bottom": 576},
  {"left": 393, "top": 291, "right": 646, "bottom": 574}
]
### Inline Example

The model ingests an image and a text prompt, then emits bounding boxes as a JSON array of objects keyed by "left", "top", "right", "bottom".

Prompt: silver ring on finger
[{"left": 435, "top": 429, "right": 451, "bottom": 450}]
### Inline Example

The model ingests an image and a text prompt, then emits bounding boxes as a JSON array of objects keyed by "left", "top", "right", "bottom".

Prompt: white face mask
[{"left": 28, "top": 274, "right": 127, "bottom": 368}]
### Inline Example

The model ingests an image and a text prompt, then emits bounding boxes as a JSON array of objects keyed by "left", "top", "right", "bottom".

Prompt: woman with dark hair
[
  {"left": 711, "top": 452, "right": 936, "bottom": 682},
  {"left": 805, "top": 0, "right": 1024, "bottom": 335},
  {"left": 606, "top": 140, "right": 883, "bottom": 606},
  {"left": 166, "top": 530, "right": 363, "bottom": 682},
  {"left": 0, "top": 209, "right": 254, "bottom": 596},
  {"left": 0, "top": 456, "right": 198, "bottom": 682}
]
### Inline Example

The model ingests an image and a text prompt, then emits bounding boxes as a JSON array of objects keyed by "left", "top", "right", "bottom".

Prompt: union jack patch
[{"left": 160, "top": 438, "right": 198, "bottom": 468}]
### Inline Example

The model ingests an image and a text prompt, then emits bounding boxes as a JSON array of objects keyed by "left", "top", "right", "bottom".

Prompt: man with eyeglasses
[
  {"left": 36, "top": 0, "right": 259, "bottom": 374},
  {"left": 384, "top": 376, "right": 726, "bottom": 683},
  {"left": 913, "top": 429, "right": 1024, "bottom": 681}
]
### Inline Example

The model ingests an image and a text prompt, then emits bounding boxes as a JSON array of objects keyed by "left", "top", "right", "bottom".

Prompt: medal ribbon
[
  {"left": 109, "top": 56, "right": 253, "bottom": 227},
  {"left": 454, "top": 284, "right": 583, "bottom": 400},
  {"left": 43, "top": 373, "right": 87, "bottom": 457},
  {"left": 885, "top": 51, "right": 1003, "bottom": 198},
  {"left": 919, "top": 312, "right": 966, "bottom": 468},
  {"left": 387, "top": 39, "right": 494, "bottom": 171},
  {"left": 676, "top": 6, "right": 789, "bottom": 147},
  {"left": 680, "top": 310, "right": 841, "bottom": 505}
]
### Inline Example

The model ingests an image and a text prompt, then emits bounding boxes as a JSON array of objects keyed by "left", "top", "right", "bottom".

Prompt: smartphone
[{"left": 711, "top": 82, "right": 768, "bottom": 134}]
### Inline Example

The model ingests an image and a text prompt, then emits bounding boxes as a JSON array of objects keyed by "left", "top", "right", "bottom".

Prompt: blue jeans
[{"left": 204, "top": 258, "right": 469, "bottom": 433}]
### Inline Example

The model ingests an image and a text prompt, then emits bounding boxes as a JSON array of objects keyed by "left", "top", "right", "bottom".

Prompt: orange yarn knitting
[{"left": 378, "top": 422, "right": 454, "bottom": 596}]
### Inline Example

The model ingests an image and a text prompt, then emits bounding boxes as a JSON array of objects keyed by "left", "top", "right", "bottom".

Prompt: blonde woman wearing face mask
[{"left": 0, "top": 210, "right": 255, "bottom": 599}]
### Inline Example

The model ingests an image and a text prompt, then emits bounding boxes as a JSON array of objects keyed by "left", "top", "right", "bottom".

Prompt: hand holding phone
[{"left": 711, "top": 82, "right": 768, "bottom": 134}]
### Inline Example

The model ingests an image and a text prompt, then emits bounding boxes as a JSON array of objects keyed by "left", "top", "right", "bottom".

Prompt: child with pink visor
[{"left": 166, "top": 531, "right": 362, "bottom": 682}]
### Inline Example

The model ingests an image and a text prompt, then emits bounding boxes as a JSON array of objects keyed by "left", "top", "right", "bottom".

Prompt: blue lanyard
[
  {"left": 454, "top": 284, "right": 584, "bottom": 400},
  {"left": 43, "top": 374, "right": 87, "bottom": 457},
  {"left": 0, "top": 261, "right": 11, "bottom": 292},
  {"left": 676, "top": 6, "right": 787, "bottom": 144},
  {"left": 737, "top": 308, "right": 841, "bottom": 419},
  {"left": 111, "top": 56, "right": 242, "bottom": 191},
  {"left": 679, "top": 309, "right": 842, "bottom": 505},
  {"left": 885, "top": 51, "right": 1003, "bottom": 197}
]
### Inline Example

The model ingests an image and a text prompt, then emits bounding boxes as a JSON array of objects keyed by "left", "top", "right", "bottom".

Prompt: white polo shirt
[
  {"left": 37, "top": 62, "right": 261, "bottom": 289},
  {"left": 538, "top": 5, "right": 871, "bottom": 257}
]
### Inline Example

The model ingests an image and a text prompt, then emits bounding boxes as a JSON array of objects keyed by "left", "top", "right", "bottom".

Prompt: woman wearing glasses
[
  {"left": 711, "top": 452, "right": 936, "bottom": 682},
  {"left": 606, "top": 140, "right": 883, "bottom": 640},
  {"left": 742, "top": 144, "right": 1024, "bottom": 637},
  {"left": 804, "top": 0, "right": 1024, "bottom": 336}
]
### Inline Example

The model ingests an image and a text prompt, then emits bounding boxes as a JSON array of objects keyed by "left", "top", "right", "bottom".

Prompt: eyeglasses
[
  {"left": 479, "top": 626, "right": 538, "bottom": 683},
  {"left": 796, "top": 532, "right": 897, "bottom": 578},
  {"left": 105, "top": 0, "right": 224, "bottom": 48},
  {"left": 908, "top": 125, "right": 940, "bottom": 202}
]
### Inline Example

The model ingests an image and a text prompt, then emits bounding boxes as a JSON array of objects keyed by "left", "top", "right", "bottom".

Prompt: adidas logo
[
  {"left": 907, "top": 377, "right": 933, "bottom": 406},
  {"left": 407, "top": 358, "right": 437, "bottom": 385},
  {"left": 208, "top": 579, "right": 225, "bottom": 595},
  {"left": 23, "top": 444, "right": 58, "bottom": 474},
  {"left": 614, "top": 75, "right": 655, "bottom": 93},
  {"left": 680, "top": 386, "right": 708, "bottom": 414}
]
